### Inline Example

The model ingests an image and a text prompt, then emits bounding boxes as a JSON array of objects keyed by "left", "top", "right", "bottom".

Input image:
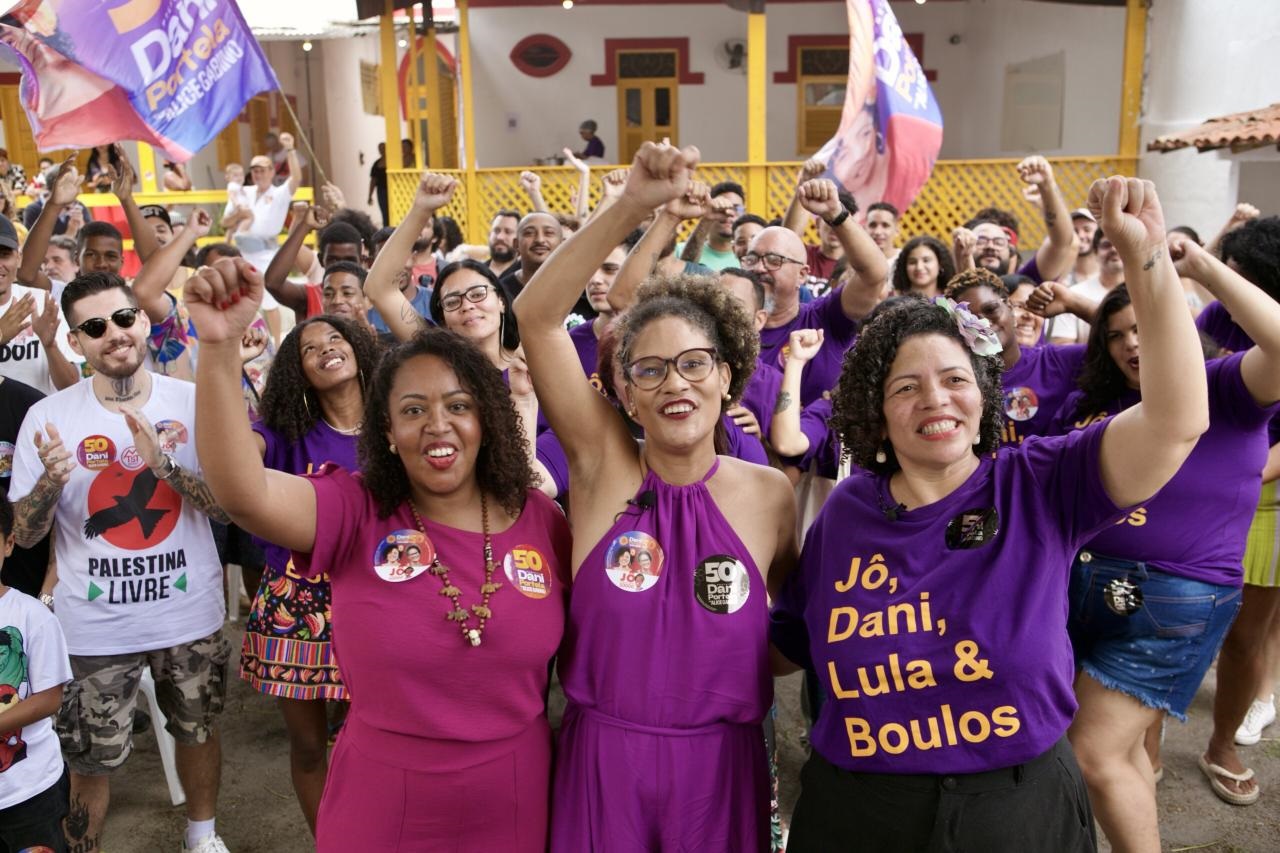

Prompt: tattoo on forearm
[
  {"left": 1142, "top": 249, "right": 1161, "bottom": 271},
  {"left": 165, "top": 465, "right": 231, "bottom": 523},
  {"left": 399, "top": 300, "right": 428, "bottom": 329},
  {"left": 14, "top": 474, "right": 63, "bottom": 546},
  {"left": 774, "top": 391, "right": 793, "bottom": 414}
]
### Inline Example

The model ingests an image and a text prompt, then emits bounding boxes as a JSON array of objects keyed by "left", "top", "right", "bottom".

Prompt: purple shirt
[
  {"left": 1059, "top": 353, "right": 1277, "bottom": 587},
  {"left": 772, "top": 422, "right": 1124, "bottom": 773},
  {"left": 740, "top": 358, "right": 783, "bottom": 440},
  {"left": 760, "top": 289, "right": 858, "bottom": 406},
  {"left": 568, "top": 321, "right": 605, "bottom": 394},
  {"left": 1001, "top": 344, "right": 1085, "bottom": 444},
  {"left": 253, "top": 419, "right": 358, "bottom": 571},
  {"left": 1197, "top": 300, "right": 1255, "bottom": 355}
]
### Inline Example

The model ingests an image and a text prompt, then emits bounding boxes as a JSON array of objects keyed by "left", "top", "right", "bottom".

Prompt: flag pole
[{"left": 276, "top": 89, "right": 330, "bottom": 190}]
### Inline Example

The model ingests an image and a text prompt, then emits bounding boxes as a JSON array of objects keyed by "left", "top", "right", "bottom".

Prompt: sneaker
[
  {"left": 1235, "top": 695, "right": 1276, "bottom": 746},
  {"left": 182, "top": 833, "right": 230, "bottom": 853}
]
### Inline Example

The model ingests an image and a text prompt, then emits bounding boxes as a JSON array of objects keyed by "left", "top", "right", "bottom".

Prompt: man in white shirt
[
  {"left": 221, "top": 133, "right": 301, "bottom": 273},
  {"left": 0, "top": 214, "right": 80, "bottom": 393},
  {"left": 10, "top": 273, "right": 233, "bottom": 853}
]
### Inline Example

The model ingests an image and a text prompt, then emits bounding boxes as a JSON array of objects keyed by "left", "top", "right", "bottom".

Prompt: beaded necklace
[{"left": 408, "top": 493, "right": 502, "bottom": 647}]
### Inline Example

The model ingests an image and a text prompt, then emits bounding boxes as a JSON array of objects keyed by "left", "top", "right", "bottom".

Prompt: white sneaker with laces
[
  {"left": 182, "top": 833, "right": 230, "bottom": 853},
  {"left": 1235, "top": 695, "right": 1276, "bottom": 746}
]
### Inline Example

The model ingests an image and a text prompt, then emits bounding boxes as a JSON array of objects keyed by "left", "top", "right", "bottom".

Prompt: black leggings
[{"left": 788, "top": 736, "right": 1096, "bottom": 853}]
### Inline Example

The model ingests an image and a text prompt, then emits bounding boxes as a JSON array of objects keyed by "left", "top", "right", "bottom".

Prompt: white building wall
[{"left": 1140, "top": 0, "right": 1280, "bottom": 234}]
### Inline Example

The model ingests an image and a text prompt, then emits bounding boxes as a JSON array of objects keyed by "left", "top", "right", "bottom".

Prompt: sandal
[{"left": 1198, "top": 754, "right": 1260, "bottom": 805}]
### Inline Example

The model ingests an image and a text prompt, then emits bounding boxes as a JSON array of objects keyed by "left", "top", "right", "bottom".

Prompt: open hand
[
  {"left": 0, "top": 293, "right": 35, "bottom": 345},
  {"left": 49, "top": 157, "right": 81, "bottom": 207},
  {"left": 119, "top": 404, "right": 166, "bottom": 470},
  {"left": 30, "top": 293, "right": 60, "bottom": 347},
  {"left": 33, "top": 423, "right": 72, "bottom": 486}
]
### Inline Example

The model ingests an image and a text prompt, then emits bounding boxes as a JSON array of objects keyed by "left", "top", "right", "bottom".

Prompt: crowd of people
[{"left": 0, "top": 130, "right": 1275, "bottom": 853}]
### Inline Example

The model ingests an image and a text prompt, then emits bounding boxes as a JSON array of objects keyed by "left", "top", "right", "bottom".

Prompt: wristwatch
[
  {"left": 154, "top": 452, "right": 178, "bottom": 481},
  {"left": 39, "top": 592, "right": 54, "bottom": 609},
  {"left": 823, "top": 208, "right": 851, "bottom": 228}
]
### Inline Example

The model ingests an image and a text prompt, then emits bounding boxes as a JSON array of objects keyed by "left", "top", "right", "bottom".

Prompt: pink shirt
[{"left": 295, "top": 467, "right": 570, "bottom": 760}]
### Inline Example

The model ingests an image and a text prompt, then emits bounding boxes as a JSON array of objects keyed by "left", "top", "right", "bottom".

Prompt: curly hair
[
  {"left": 892, "top": 235, "right": 955, "bottom": 296},
  {"left": 829, "top": 296, "right": 1005, "bottom": 474},
  {"left": 966, "top": 207, "right": 1020, "bottom": 239},
  {"left": 944, "top": 268, "right": 1008, "bottom": 302},
  {"left": 258, "top": 314, "right": 382, "bottom": 443},
  {"left": 1072, "top": 285, "right": 1133, "bottom": 421},
  {"left": 358, "top": 327, "right": 534, "bottom": 519},
  {"left": 1221, "top": 216, "right": 1280, "bottom": 304},
  {"left": 612, "top": 274, "right": 759, "bottom": 404}
]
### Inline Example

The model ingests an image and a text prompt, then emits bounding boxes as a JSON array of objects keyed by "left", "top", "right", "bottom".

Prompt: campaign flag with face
[
  {"left": 815, "top": 0, "right": 944, "bottom": 216},
  {"left": 0, "top": 0, "right": 277, "bottom": 162}
]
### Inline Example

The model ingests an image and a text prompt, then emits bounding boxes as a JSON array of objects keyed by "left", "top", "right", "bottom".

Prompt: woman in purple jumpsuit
[{"left": 515, "top": 143, "right": 806, "bottom": 851}]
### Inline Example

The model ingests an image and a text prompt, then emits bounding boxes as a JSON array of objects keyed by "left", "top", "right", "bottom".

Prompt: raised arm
[
  {"left": 951, "top": 227, "right": 976, "bottom": 274},
  {"left": 17, "top": 158, "right": 77, "bottom": 291},
  {"left": 607, "top": 180, "right": 709, "bottom": 313},
  {"left": 1095, "top": 177, "right": 1209, "bottom": 508},
  {"left": 280, "top": 133, "right": 303, "bottom": 195},
  {"left": 519, "top": 171, "right": 549, "bottom": 214},
  {"left": 562, "top": 149, "right": 592, "bottom": 221},
  {"left": 589, "top": 168, "right": 628, "bottom": 223},
  {"left": 110, "top": 145, "right": 159, "bottom": 263},
  {"left": 262, "top": 202, "right": 325, "bottom": 314},
  {"left": 796, "top": 179, "right": 886, "bottom": 320},
  {"left": 1172, "top": 236, "right": 1280, "bottom": 405},
  {"left": 1205, "top": 203, "right": 1260, "bottom": 258},
  {"left": 133, "top": 210, "right": 210, "bottom": 321},
  {"left": 515, "top": 142, "right": 700, "bottom": 476},
  {"left": 770, "top": 329, "right": 824, "bottom": 456},
  {"left": 1018, "top": 156, "right": 1074, "bottom": 282},
  {"left": 187, "top": 258, "right": 316, "bottom": 551},
  {"left": 30, "top": 294, "right": 78, "bottom": 391},
  {"left": 365, "top": 173, "right": 456, "bottom": 341},
  {"left": 782, "top": 158, "right": 826, "bottom": 236}
]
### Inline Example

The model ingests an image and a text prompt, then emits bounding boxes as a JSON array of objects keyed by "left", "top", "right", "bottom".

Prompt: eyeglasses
[
  {"left": 623, "top": 348, "right": 719, "bottom": 390},
  {"left": 74, "top": 308, "right": 140, "bottom": 339},
  {"left": 440, "top": 283, "right": 494, "bottom": 312},
  {"left": 742, "top": 252, "right": 804, "bottom": 272},
  {"left": 974, "top": 236, "right": 1010, "bottom": 249}
]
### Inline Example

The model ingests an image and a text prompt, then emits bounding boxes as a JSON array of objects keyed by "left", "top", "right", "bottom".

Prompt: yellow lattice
[{"left": 388, "top": 156, "right": 1136, "bottom": 249}]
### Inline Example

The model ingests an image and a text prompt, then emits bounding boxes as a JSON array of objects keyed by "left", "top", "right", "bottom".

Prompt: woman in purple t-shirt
[
  {"left": 516, "top": 143, "right": 798, "bottom": 851},
  {"left": 771, "top": 177, "right": 1210, "bottom": 852},
  {"left": 1061, "top": 238, "right": 1280, "bottom": 840},
  {"left": 188, "top": 261, "right": 570, "bottom": 852},
  {"left": 238, "top": 314, "right": 380, "bottom": 834}
]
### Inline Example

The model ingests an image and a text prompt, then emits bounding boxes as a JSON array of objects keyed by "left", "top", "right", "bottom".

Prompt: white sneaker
[
  {"left": 1235, "top": 695, "right": 1276, "bottom": 746},
  {"left": 182, "top": 833, "right": 230, "bottom": 853}
]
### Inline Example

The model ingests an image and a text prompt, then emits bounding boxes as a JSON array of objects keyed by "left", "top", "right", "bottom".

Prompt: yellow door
[{"left": 616, "top": 51, "right": 678, "bottom": 163}]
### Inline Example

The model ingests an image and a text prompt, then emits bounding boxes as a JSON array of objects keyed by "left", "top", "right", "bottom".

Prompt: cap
[
  {"left": 1070, "top": 207, "right": 1096, "bottom": 223},
  {"left": 0, "top": 215, "right": 17, "bottom": 251},
  {"left": 249, "top": 155, "right": 272, "bottom": 170},
  {"left": 139, "top": 204, "right": 171, "bottom": 226}
]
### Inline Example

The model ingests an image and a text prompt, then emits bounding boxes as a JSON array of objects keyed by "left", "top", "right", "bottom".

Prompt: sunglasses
[{"left": 74, "top": 307, "right": 140, "bottom": 339}]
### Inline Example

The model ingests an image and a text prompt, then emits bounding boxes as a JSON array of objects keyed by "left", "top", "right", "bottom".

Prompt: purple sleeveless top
[{"left": 558, "top": 459, "right": 771, "bottom": 728}]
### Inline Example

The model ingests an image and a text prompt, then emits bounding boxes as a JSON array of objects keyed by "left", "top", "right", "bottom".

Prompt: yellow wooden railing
[{"left": 388, "top": 157, "right": 1136, "bottom": 250}]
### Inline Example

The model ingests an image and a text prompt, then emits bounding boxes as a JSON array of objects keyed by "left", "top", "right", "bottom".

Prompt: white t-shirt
[
  {"left": 224, "top": 183, "right": 294, "bottom": 243},
  {"left": 0, "top": 284, "right": 83, "bottom": 394},
  {"left": 9, "top": 376, "right": 225, "bottom": 655},
  {"left": 0, "top": 587, "right": 71, "bottom": 809}
]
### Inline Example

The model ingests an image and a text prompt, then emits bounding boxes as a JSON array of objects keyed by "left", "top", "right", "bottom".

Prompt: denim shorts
[{"left": 1068, "top": 551, "right": 1241, "bottom": 719}]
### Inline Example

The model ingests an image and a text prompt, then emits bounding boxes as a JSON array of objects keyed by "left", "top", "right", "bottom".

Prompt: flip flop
[{"left": 1198, "top": 754, "right": 1260, "bottom": 805}]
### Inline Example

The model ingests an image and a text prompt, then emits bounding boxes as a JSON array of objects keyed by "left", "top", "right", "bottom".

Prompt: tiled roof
[{"left": 1148, "top": 103, "right": 1280, "bottom": 153}]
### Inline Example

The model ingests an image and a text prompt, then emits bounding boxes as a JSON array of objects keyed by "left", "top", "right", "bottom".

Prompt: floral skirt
[{"left": 240, "top": 561, "right": 348, "bottom": 701}]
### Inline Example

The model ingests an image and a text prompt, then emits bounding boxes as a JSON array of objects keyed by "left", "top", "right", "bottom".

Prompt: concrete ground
[{"left": 105, "top": 624, "right": 1280, "bottom": 851}]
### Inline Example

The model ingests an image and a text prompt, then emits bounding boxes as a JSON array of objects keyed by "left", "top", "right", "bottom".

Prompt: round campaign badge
[
  {"left": 694, "top": 554, "right": 751, "bottom": 614},
  {"left": 1104, "top": 577, "right": 1144, "bottom": 616},
  {"left": 154, "top": 419, "right": 189, "bottom": 453},
  {"left": 373, "top": 530, "right": 435, "bottom": 583},
  {"left": 119, "top": 446, "right": 146, "bottom": 471},
  {"left": 605, "top": 532, "right": 664, "bottom": 593},
  {"left": 77, "top": 435, "right": 117, "bottom": 470},
  {"left": 1003, "top": 387, "right": 1040, "bottom": 422},
  {"left": 504, "top": 545, "right": 552, "bottom": 599},
  {"left": 0, "top": 441, "right": 13, "bottom": 478}
]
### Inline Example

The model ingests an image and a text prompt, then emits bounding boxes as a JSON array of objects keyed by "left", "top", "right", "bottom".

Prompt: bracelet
[
  {"left": 823, "top": 208, "right": 851, "bottom": 228},
  {"left": 39, "top": 592, "right": 54, "bottom": 609}
]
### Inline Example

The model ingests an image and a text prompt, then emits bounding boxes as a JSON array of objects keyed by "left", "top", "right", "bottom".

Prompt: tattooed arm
[
  {"left": 14, "top": 474, "right": 65, "bottom": 548},
  {"left": 770, "top": 329, "right": 824, "bottom": 457},
  {"left": 162, "top": 463, "right": 231, "bottom": 523},
  {"left": 1018, "top": 156, "right": 1075, "bottom": 282}
]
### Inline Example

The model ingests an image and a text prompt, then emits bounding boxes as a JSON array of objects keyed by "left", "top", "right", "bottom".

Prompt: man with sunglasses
[
  {"left": 748, "top": 178, "right": 886, "bottom": 407},
  {"left": 8, "top": 272, "right": 234, "bottom": 853}
]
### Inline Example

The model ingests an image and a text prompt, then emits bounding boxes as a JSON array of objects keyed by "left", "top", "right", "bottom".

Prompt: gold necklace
[{"left": 408, "top": 493, "right": 502, "bottom": 647}]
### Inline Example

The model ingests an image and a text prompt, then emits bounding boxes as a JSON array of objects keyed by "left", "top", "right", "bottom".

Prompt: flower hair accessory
[{"left": 933, "top": 296, "right": 1003, "bottom": 358}]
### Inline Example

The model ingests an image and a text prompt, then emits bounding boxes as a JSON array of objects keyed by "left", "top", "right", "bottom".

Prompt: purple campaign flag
[{"left": 0, "top": 0, "right": 278, "bottom": 162}]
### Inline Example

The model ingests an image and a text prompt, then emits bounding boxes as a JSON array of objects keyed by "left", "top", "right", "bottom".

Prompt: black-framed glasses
[
  {"left": 742, "top": 252, "right": 804, "bottom": 272},
  {"left": 74, "top": 308, "right": 140, "bottom": 339},
  {"left": 623, "top": 348, "right": 719, "bottom": 390},
  {"left": 440, "top": 283, "right": 494, "bottom": 312}
]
